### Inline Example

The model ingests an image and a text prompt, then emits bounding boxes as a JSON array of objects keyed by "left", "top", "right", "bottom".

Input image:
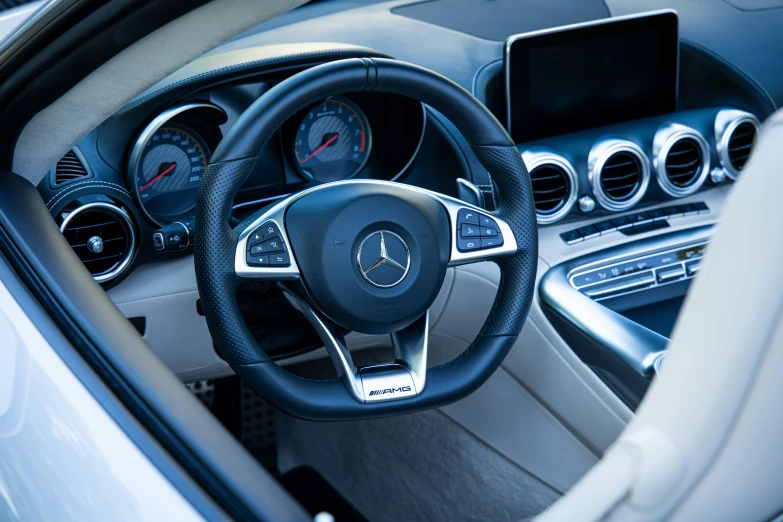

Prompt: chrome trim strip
[
  {"left": 539, "top": 226, "right": 712, "bottom": 379},
  {"left": 583, "top": 272, "right": 656, "bottom": 298},
  {"left": 588, "top": 137, "right": 651, "bottom": 211},
  {"left": 59, "top": 201, "right": 136, "bottom": 283},
  {"left": 504, "top": 8, "right": 679, "bottom": 137},
  {"left": 234, "top": 179, "right": 518, "bottom": 278},
  {"left": 521, "top": 147, "right": 578, "bottom": 224},
  {"left": 714, "top": 109, "right": 761, "bottom": 180},
  {"left": 653, "top": 123, "right": 711, "bottom": 197},
  {"left": 127, "top": 102, "right": 226, "bottom": 227}
]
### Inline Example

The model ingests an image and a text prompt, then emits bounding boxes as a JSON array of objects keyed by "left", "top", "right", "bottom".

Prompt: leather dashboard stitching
[{"left": 46, "top": 181, "right": 131, "bottom": 210}]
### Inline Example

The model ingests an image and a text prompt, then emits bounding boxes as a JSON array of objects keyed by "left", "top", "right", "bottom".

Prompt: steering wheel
[{"left": 194, "top": 58, "right": 538, "bottom": 421}]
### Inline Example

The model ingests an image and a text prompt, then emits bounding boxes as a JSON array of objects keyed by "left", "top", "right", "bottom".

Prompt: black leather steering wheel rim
[{"left": 195, "top": 58, "right": 538, "bottom": 421}]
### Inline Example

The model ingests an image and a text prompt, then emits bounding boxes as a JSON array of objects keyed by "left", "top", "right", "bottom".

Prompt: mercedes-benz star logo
[{"left": 357, "top": 231, "right": 410, "bottom": 288}]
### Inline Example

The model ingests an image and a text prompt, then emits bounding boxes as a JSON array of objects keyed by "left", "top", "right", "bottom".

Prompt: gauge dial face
[
  {"left": 293, "top": 97, "right": 371, "bottom": 182},
  {"left": 135, "top": 123, "right": 210, "bottom": 224}
]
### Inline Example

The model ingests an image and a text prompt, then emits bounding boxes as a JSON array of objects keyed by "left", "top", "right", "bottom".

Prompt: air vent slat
[
  {"left": 662, "top": 137, "right": 705, "bottom": 190},
  {"left": 727, "top": 122, "right": 758, "bottom": 173},
  {"left": 54, "top": 149, "right": 90, "bottom": 185},
  {"left": 530, "top": 163, "right": 571, "bottom": 215},
  {"left": 599, "top": 151, "right": 642, "bottom": 203},
  {"left": 61, "top": 204, "right": 134, "bottom": 283}
]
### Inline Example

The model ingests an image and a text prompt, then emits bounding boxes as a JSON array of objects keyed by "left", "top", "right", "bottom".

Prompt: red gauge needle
[
  {"left": 140, "top": 163, "right": 177, "bottom": 192},
  {"left": 301, "top": 133, "right": 339, "bottom": 164}
]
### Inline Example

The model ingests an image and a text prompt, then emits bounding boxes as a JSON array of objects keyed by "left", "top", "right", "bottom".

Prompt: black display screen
[{"left": 505, "top": 11, "right": 679, "bottom": 143}]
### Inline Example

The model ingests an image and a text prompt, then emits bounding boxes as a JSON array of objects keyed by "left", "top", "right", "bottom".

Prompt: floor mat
[{"left": 277, "top": 407, "right": 558, "bottom": 522}]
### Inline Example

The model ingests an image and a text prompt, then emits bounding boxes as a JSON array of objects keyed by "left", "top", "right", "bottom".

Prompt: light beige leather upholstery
[{"left": 537, "top": 108, "right": 783, "bottom": 521}]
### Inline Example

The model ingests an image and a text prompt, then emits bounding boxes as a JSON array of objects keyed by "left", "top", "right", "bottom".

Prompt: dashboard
[{"left": 33, "top": 0, "right": 782, "bottom": 382}]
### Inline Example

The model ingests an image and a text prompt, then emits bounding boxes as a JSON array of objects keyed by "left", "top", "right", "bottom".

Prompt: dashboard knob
[
  {"left": 87, "top": 236, "right": 104, "bottom": 253},
  {"left": 578, "top": 195, "right": 596, "bottom": 213},
  {"left": 710, "top": 167, "right": 727, "bottom": 184}
]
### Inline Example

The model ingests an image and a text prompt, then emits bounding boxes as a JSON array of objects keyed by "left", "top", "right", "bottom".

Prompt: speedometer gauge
[
  {"left": 293, "top": 97, "right": 371, "bottom": 182},
  {"left": 128, "top": 102, "right": 225, "bottom": 226},
  {"left": 135, "top": 123, "right": 209, "bottom": 224}
]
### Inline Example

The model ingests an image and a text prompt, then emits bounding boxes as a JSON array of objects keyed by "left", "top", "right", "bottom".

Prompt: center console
[{"left": 539, "top": 226, "right": 712, "bottom": 408}]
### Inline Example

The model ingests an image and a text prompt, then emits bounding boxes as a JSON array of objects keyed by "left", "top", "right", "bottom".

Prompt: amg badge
[{"left": 369, "top": 386, "right": 412, "bottom": 396}]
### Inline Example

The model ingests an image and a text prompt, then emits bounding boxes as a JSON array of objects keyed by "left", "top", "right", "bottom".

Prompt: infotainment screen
[{"left": 505, "top": 11, "right": 679, "bottom": 143}]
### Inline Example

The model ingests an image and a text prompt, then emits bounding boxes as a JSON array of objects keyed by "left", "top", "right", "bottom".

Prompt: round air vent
[
  {"left": 589, "top": 138, "right": 650, "bottom": 211},
  {"left": 60, "top": 202, "right": 136, "bottom": 283},
  {"left": 521, "top": 148, "right": 578, "bottom": 224},
  {"left": 653, "top": 123, "right": 710, "bottom": 197},
  {"left": 715, "top": 109, "right": 761, "bottom": 180}
]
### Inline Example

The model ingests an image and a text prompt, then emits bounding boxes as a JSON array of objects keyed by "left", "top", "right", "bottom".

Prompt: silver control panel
[{"left": 569, "top": 241, "right": 707, "bottom": 301}]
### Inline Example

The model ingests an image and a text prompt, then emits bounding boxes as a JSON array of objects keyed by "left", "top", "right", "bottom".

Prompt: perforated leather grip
[{"left": 195, "top": 58, "right": 538, "bottom": 420}]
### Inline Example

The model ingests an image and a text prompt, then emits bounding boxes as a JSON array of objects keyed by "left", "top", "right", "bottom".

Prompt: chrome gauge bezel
[
  {"left": 292, "top": 96, "right": 373, "bottom": 182},
  {"left": 128, "top": 102, "right": 226, "bottom": 227}
]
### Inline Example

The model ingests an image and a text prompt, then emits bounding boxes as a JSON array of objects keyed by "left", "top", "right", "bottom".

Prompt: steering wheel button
[
  {"left": 248, "top": 230, "right": 264, "bottom": 248},
  {"left": 246, "top": 253, "right": 269, "bottom": 267},
  {"left": 249, "top": 243, "right": 267, "bottom": 255},
  {"left": 480, "top": 236, "right": 504, "bottom": 249},
  {"left": 457, "top": 208, "right": 479, "bottom": 225},
  {"left": 262, "top": 237, "right": 285, "bottom": 253},
  {"left": 457, "top": 237, "right": 481, "bottom": 252},
  {"left": 478, "top": 214, "right": 498, "bottom": 229},
  {"left": 460, "top": 223, "right": 480, "bottom": 237},
  {"left": 269, "top": 252, "right": 291, "bottom": 266},
  {"left": 481, "top": 226, "right": 498, "bottom": 237},
  {"left": 260, "top": 220, "right": 282, "bottom": 239}
]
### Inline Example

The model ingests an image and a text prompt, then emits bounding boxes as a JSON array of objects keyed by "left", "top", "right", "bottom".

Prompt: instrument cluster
[{"left": 128, "top": 91, "right": 425, "bottom": 227}]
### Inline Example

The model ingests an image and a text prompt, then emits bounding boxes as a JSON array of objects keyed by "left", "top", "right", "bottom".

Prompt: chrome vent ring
[
  {"left": 522, "top": 148, "right": 578, "bottom": 224},
  {"left": 589, "top": 138, "right": 650, "bottom": 211},
  {"left": 60, "top": 202, "right": 136, "bottom": 283},
  {"left": 715, "top": 109, "right": 761, "bottom": 180},
  {"left": 653, "top": 123, "right": 710, "bottom": 197}
]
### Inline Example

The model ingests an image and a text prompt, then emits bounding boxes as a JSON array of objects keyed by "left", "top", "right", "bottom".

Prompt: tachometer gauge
[
  {"left": 293, "top": 97, "right": 371, "bottom": 182},
  {"left": 133, "top": 123, "right": 210, "bottom": 224}
]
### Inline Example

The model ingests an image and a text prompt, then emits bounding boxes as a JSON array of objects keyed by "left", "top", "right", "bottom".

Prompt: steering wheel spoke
[{"left": 282, "top": 286, "right": 429, "bottom": 403}]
